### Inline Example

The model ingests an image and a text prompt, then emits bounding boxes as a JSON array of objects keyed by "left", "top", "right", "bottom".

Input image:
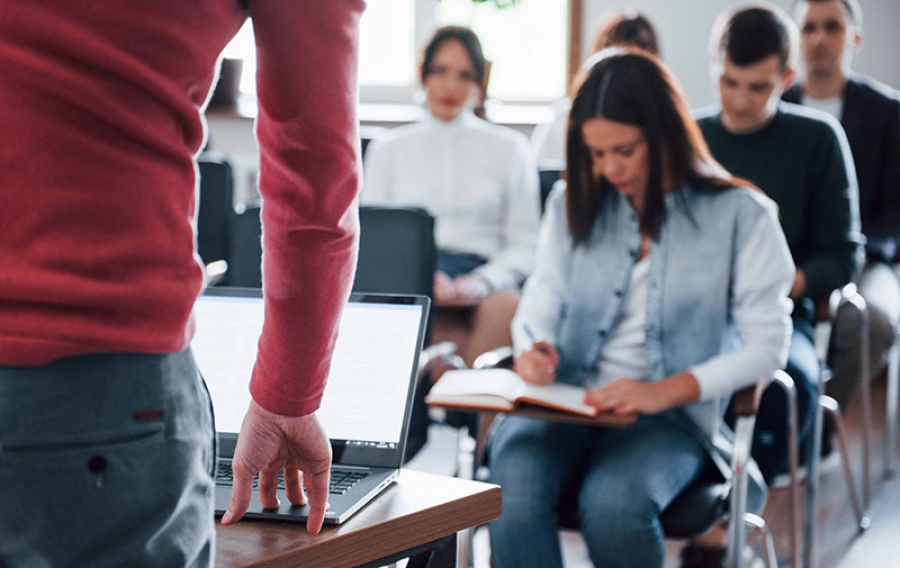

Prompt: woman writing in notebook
[{"left": 488, "top": 49, "right": 795, "bottom": 568}]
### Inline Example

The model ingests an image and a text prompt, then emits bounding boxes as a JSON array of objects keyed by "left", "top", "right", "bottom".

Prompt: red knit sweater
[{"left": 0, "top": 1, "right": 362, "bottom": 416}]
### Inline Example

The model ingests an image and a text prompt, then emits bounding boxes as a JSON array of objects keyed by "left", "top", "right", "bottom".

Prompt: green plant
[{"left": 466, "top": 0, "right": 519, "bottom": 8}]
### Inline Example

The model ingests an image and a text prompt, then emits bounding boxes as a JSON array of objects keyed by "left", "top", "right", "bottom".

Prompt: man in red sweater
[{"left": 0, "top": 1, "right": 363, "bottom": 566}]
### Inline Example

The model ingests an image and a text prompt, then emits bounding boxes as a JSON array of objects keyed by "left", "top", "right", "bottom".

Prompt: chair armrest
[
  {"left": 731, "top": 379, "right": 769, "bottom": 418},
  {"left": 205, "top": 260, "right": 228, "bottom": 287},
  {"left": 726, "top": 379, "right": 766, "bottom": 566},
  {"left": 472, "top": 346, "right": 514, "bottom": 370},
  {"left": 819, "top": 283, "right": 865, "bottom": 323},
  {"left": 417, "top": 341, "right": 466, "bottom": 384}
]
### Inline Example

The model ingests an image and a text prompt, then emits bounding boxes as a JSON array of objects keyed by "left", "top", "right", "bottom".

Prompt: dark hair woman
[
  {"left": 565, "top": 48, "right": 745, "bottom": 243},
  {"left": 592, "top": 9, "right": 661, "bottom": 56},
  {"left": 488, "top": 48, "right": 795, "bottom": 568},
  {"left": 532, "top": 9, "right": 661, "bottom": 163}
]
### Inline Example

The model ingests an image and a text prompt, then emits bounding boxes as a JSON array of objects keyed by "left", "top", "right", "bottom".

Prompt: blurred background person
[
  {"left": 689, "top": 8, "right": 862, "bottom": 562},
  {"left": 363, "top": 25, "right": 540, "bottom": 366},
  {"left": 530, "top": 9, "right": 662, "bottom": 164},
  {"left": 784, "top": 0, "right": 900, "bottom": 410}
]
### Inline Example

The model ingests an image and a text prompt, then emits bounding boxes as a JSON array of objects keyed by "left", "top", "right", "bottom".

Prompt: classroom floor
[{"left": 406, "top": 374, "right": 900, "bottom": 568}]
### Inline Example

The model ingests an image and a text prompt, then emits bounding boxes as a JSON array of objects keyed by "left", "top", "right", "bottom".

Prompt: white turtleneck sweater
[{"left": 362, "top": 111, "right": 541, "bottom": 290}]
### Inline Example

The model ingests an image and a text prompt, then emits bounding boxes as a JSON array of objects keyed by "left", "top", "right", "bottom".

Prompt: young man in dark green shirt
[{"left": 685, "top": 6, "right": 862, "bottom": 565}]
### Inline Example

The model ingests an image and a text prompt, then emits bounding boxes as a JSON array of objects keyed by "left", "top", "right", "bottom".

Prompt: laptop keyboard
[{"left": 216, "top": 461, "right": 368, "bottom": 495}]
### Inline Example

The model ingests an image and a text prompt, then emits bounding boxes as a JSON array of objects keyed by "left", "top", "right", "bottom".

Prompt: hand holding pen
[{"left": 513, "top": 325, "right": 559, "bottom": 385}]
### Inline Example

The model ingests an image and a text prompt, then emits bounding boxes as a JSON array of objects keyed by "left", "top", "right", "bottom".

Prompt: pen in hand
[
  {"left": 523, "top": 325, "right": 555, "bottom": 362},
  {"left": 524, "top": 325, "right": 548, "bottom": 353},
  {"left": 517, "top": 324, "right": 558, "bottom": 383}
]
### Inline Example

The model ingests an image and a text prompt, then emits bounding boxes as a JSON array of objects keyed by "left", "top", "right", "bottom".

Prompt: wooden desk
[{"left": 215, "top": 470, "right": 500, "bottom": 568}]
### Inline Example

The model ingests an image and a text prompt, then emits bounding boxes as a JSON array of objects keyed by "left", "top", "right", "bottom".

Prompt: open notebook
[{"left": 191, "top": 288, "right": 429, "bottom": 524}]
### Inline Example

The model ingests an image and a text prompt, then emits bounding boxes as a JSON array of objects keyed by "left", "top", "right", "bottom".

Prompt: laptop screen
[{"left": 191, "top": 288, "right": 428, "bottom": 468}]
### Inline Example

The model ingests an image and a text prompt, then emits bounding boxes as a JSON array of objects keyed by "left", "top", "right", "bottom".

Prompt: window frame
[
  {"left": 357, "top": 0, "right": 581, "bottom": 107},
  {"left": 219, "top": 1, "right": 583, "bottom": 111}
]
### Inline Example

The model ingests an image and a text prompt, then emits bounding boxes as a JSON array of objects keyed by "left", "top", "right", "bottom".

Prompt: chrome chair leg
[
  {"left": 743, "top": 513, "right": 779, "bottom": 568},
  {"left": 820, "top": 396, "right": 871, "bottom": 530},
  {"left": 803, "top": 375, "right": 826, "bottom": 568},
  {"left": 840, "top": 288, "right": 873, "bottom": 520},
  {"left": 817, "top": 287, "right": 873, "bottom": 530},
  {"left": 886, "top": 333, "right": 899, "bottom": 478},
  {"left": 727, "top": 412, "right": 756, "bottom": 568},
  {"left": 769, "top": 371, "right": 800, "bottom": 568}
]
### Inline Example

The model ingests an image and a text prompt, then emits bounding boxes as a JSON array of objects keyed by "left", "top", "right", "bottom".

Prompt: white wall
[
  {"left": 207, "top": 0, "right": 900, "bottom": 204},
  {"left": 580, "top": 0, "right": 900, "bottom": 109}
]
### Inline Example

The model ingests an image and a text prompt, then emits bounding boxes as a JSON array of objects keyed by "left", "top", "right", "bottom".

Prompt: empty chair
[
  {"left": 353, "top": 205, "right": 436, "bottom": 301},
  {"left": 196, "top": 152, "right": 234, "bottom": 270},
  {"left": 804, "top": 284, "right": 876, "bottom": 568},
  {"left": 353, "top": 205, "right": 466, "bottom": 464},
  {"left": 359, "top": 125, "right": 387, "bottom": 161},
  {"left": 536, "top": 160, "right": 564, "bottom": 215},
  {"left": 226, "top": 201, "right": 262, "bottom": 289}
]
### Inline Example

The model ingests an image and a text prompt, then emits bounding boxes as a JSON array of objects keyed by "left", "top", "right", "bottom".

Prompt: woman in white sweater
[{"left": 363, "top": 26, "right": 541, "bottom": 364}]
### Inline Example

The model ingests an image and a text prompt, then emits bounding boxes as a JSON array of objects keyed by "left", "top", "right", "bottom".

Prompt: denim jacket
[{"left": 513, "top": 182, "right": 794, "bottom": 510}]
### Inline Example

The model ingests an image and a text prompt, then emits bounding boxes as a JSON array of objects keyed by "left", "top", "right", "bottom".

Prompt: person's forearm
[
  {"left": 789, "top": 269, "right": 806, "bottom": 301},
  {"left": 249, "top": 0, "right": 365, "bottom": 417},
  {"left": 654, "top": 372, "right": 701, "bottom": 411}
]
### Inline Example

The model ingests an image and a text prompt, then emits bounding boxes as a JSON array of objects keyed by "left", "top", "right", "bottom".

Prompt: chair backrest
[
  {"left": 360, "top": 125, "right": 388, "bottom": 161},
  {"left": 226, "top": 201, "right": 262, "bottom": 288},
  {"left": 353, "top": 206, "right": 436, "bottom": 300},
  {"left": 537, "top": 161, "right": 565, "bottom": 215},
  {"left": 353, "top": 206, "right": 437, "bottom": 463},
  {"left": 224, "top": 204, "right": 436, "bottom": 294},
  {"left": 196, "top": 152, "right": 234, "bottom": 266}
]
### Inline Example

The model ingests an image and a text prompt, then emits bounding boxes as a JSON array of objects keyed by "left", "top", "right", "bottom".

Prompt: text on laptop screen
[{"left": 191, "top": 294, "right": 422, "bottom": 448}]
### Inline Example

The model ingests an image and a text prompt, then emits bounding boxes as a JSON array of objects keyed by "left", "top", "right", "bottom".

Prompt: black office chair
[
  {"left": 226, "top": 201, "right": 262, "bottom": 289},
  {"left": 196, "top": 152, "right": 235, "bottom": 285},
  {"left": 222, "top": 204, "right": 464, "bottom": 460},
  {"left": 804, "top": 284, "right": 876, "bottom": 568},
  {"left": 537, "top": 160, "right": 565, "bottom": 216},
  {"left": 196, "top": 152, "right": 234, "bottom": 268},
  {"left": 353, "top": 205, "right": 466, "bottom": 463},
  {"left": 466, "top": 348, "right": 799, "bottom": 568},
  {"left": 359, "top": 125, "right": 387, "bottom": 161},
  {"left": 353, "top": 206, "right": 436, "bottom": 300}
]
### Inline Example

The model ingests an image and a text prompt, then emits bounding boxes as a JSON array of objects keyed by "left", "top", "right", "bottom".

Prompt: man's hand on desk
[{"left": 221, "top": 400, "right": 332, "bottom": 534}]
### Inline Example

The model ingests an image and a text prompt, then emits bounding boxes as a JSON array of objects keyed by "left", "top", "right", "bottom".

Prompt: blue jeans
[
  {"left": 488, "top": 414, "right": 707, "bottom": 568},
  {"left": 0, "top": 349, "right": 215, "bottom": 568},
  {"left": 437, "top": 249, "right": 487, "bottom": 279},
  {"left": 751, "top": 315, "right": 820, "bottom": 481}
]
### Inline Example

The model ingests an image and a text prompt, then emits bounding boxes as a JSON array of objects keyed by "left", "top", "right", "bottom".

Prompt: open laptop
[{"left": 190, "top": 288, "right": 429, "bottom": 524}]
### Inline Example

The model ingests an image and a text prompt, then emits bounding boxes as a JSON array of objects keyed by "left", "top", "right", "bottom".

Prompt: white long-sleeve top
[
  {"left": 530, "top": 97, "right": 570, "bottom": 163},
  {"left": 362, "top": 111, "right": 541, "bottom": 290},
  {"left": 513, "top": 183, "right": 794, "bottom": 411}
]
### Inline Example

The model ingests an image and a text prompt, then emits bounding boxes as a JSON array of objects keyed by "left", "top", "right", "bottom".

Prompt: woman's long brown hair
[{"left": 566, "top": 48, "right": 749, "bottom": 244}]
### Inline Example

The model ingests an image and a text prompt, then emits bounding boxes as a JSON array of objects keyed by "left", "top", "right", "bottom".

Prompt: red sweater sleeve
[{"left": 248, "top": 0, "right": 364, "bottom": 417}]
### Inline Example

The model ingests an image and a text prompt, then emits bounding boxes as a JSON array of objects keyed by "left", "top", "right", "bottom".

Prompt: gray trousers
[
  {"left": 829, "top": 262, "right": 900, "bottom": 407},
  {"left": 0, "top": 349, "right": 216, "bottom": 568}
]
